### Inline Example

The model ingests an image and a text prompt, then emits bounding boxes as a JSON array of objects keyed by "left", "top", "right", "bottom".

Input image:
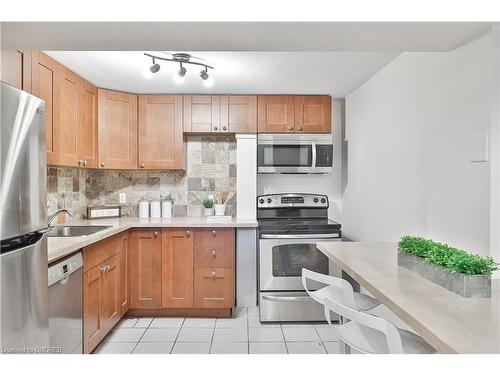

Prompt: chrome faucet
[{"left": 48, "top": 209, "right": 73, "bottom": 227}]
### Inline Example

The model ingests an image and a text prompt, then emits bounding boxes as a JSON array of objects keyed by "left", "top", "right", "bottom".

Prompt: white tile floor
[{"left": 95, "top": 306, "right": 342, "bottom": 354}]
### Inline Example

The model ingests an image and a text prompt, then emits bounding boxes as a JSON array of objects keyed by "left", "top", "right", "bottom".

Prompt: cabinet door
[
  {"left": 118, "top": 233, "right": 129, "bottom": 316},
  {"left": 220, "top": 96, "right": 257, "bottom": 133},
  {"left": 58, "top": 66, "right": 79, "bottom": 166},
  {"left": 1, "top": 50, "right": 31, "bottom": 91},
  {"left": 183, "top": 95, "right": 220, "bottom": 132},
  {"left": 97, "top": 89, "right": 138, "bottom": 169},
  {"left": 138, "top": 95, "right": 184, "bottom": 169},
  {"left": 78, "top": 80, "right": 97, "bottom": 168},
  {"left": 257, "top": 96, "right": 295, "bottom": 133},
  {"left": 129, "top": 230, "right": 162, "bottom": 308},
  {"left": 100, "top": 254, "right": 120, "bottom": 335},
  {"left": 162, "top": 228, "right": 194, "bottom": 308},
  {"left": 84, "top": 266, "right": 102, "bottom": 354},
  {"left": 32, "top": 52, "right": 59, "bottom": 165},
  {"left": 194, "top": 268, "right": 234, "bottom": 308},
  {"left": 294, "top": 96, "right": 331, "bottom": 134}
]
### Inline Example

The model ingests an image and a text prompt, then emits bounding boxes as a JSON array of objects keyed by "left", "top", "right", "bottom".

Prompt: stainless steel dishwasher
[{"left": 48, "top": 251, "right": 83, "bottom": 354}]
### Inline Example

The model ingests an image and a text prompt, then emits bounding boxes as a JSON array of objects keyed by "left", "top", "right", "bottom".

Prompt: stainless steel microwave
[{"left": 257, "top": 134, "right": 333, "bottom": 174}]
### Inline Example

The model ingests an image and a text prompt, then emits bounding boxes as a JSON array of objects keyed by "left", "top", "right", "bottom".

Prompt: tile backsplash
[{"left": 47, "top": 136, "right": 237, "bottom": 221}]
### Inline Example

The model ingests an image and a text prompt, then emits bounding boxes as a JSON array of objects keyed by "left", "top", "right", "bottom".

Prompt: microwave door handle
[
  {"left": 260, "top": 233, "right": 340, "bottom": 239},
  {"left": 311, "top": 142, "right": 317, "bottom": 171}
]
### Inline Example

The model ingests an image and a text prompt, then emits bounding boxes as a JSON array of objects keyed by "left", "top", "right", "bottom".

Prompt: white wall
[
  {"left": 257, "top": 100, "right": 344, "bottom": 222},
  {"left": 343, "top": 34, "right": 493, "bottom": 257}
]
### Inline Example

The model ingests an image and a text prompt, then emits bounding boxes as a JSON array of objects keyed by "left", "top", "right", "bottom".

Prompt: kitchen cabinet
[
  {"left": 220, "top": 95, "right": 257, "bottom": 133},
  {"left": 183, "top": 95, "right": 220, "bottom": 133},
  {"left": 32, "top": 52, "right": 60, "bottom": 165},
  {"left": 129, "top": 229, "right": 162, "bottom": 309},
  {"left": 257, "top": 96, "right": 295, "bottom": 133},
  {"left": 162, "top": 228, "right": 194, "bottom": 308},
  {"left": 118, "top": 232, "right": 129, "bottom": 316},
  {"left": 193, "top": 228, "right": 235, "bottom": 308},
  {"left": 1, "top": 50, "right": 32, "bottom": 91},
  {"left": 138, "top": 95, "right": 184, "bottom": 169},
  {"left": 78, "top": 80, "right": 98, "bottom": 168},
  {"left": 83, "top": 235, "right": 122, "bottom": 353},
  {"left": 257, "top": 95, "right": 331, "bottom": 134},
  {"left": 294, "top": 96, "right": 331, "bottom": 134},
  {"left": 58, "top": 66, "right": 79, "bottom": 166},
  {"left": 97, "top": 89, "right": 138, "bottom": 169}
]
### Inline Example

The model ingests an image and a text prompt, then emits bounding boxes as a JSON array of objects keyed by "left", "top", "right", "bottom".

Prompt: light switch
[
  {"left": 118, "top": 193, "right": 126, "bottom": 204},
  {"left": 469, "top": 132, "right": 489, "bottom": 163}
]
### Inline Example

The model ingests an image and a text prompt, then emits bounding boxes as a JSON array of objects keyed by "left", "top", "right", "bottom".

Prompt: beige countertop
[
  {"left": 48, "top": 216, "right": 257, "bottom": 264},
  {"left": 316, "top": 241, "right": 500, "bottom": 354}
]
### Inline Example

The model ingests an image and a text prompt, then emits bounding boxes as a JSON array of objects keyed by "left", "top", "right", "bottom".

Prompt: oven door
[{"left": 259, "top": 234, "right": 341, "bottom": 291}]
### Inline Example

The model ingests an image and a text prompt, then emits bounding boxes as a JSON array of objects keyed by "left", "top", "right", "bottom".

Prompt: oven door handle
[
  {"left": 260, "top": 233, "right": 340, "bottom": 239},
  {"left": 262, "top": 295, "right": 312, "bottom": 302}
]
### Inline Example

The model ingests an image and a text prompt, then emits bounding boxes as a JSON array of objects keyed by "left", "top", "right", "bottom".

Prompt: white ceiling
[
  {"left": 3, "top": 22, "right": 493, "bottom": 51},
  {"left": 45, "top": 51, "right": 400, "bottom": 97}
]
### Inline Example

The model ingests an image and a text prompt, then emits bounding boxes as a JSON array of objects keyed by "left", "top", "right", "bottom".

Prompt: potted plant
[
  {"left": 202, "top": 198, "right": 214, "bottom": 216},
  {"left": 398, "top": 236, "right": 498, "bottom": 298}
]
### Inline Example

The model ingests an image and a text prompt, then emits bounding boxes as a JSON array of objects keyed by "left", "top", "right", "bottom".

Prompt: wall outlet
[{"left": 118, "top": 193, "right": 126, "bottom": 204}]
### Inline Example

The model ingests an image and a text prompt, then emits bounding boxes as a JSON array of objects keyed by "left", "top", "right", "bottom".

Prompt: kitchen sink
[{"left": 46, "top": 225, "right": 113, "bottom": 237}]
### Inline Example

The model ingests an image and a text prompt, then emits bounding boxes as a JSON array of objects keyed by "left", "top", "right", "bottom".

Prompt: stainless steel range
[{"left": 258, "top": 193, "right": 341, "bottom": 322}]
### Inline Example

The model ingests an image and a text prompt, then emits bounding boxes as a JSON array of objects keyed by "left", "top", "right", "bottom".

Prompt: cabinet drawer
[
  {"left": 83, "top": 235, "right": 119, "bottom": 272},
  {"left": 193, "top": 228, "right": 234, "bottom": 249},
  {"left": 194, "top": 268, "right": 234, "bottom": 308},
  {"left": 194, "top": 243, "right": 234, "bottom": 268}
]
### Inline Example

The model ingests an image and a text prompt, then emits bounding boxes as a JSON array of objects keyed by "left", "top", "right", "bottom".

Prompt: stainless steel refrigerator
[{"left": 0, "top": 81, "right": 49, "bottom": 353}]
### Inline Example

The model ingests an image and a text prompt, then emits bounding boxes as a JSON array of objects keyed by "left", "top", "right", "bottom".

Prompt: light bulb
[{"left": 173, "top": 66, "right": 187, "bottom": 84}]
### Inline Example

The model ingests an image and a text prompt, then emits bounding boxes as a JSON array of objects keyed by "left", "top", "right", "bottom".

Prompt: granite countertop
[{"left": 48, "top": 216, "right": 258, "bottom": 263}]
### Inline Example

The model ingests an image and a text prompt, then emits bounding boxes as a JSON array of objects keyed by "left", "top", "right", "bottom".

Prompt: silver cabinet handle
[
  {"left": 222, "top": 126, "right": 227, "bottom": 131},
  {"left": 260, "top": 233, "right": 340, "bottom": 239},
  {"left": 153, "top": 231, "right": 159, "bottom": 237},
  {"left": 100, "top": 162, "right": 105, "bottom": 167},
  {"left": 212, "top": 230, "right": 216, "bottom": 237},
  {"left": 83, "top": 160, "right": 88, "bottom": 167},
  {"left": 212, "top": 250, "right": 217, "bottom": 257},
  {"left": 106, "top": 265, "right": 110, "bottom": 272},
  {"left": 211, "top": 270, "right": 217, "bottom": 278},
  {"left": 213, "top": 126, "right": 218, "bottom": 131},
  {"left": 186, "top": 230, "right": 190, "bottom": 236},
  {"left": 140, "top": 163, "right": 145, "bottom": 168},
  {"left": 78, "top": 159, "right": 83, "bottom": 166},
  {"left": 297, "top": 126, "right": 303, "bottom": 131},
  {"left": 100, "top": 265, "right": 106, "bottom": 272}
]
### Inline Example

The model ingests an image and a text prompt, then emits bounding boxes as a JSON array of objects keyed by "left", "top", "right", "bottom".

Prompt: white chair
[
  {"left": 301, "top": 268, "right": 380, "bottom": 314},
  {"left": 323, "top": 297, "right": 436, "bottom": 354}
]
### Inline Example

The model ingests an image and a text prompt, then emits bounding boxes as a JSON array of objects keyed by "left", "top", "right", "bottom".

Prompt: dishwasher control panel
[{"left": 48, "top": 251, "right": 83, "bottom": 287}]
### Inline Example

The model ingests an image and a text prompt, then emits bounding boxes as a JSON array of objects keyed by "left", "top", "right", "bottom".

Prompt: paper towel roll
[
  {"left": 150, "top": 201, "right": 161, "bottom": 218},
  {"left": 138, "top": 201, "right": 149, "bottom": 218}
]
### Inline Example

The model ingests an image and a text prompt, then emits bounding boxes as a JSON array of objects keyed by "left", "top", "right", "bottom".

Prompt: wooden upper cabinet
[
  {"left": 78, "top": 80, "right": 97, "bottom": 168},
  {"left": 58, "top": 66, "right": 79, "bottom": 166},
  {"left": 183, "top": 95, "right": 220, "bottom": 132},
  {"left": 294, "top": 96, "right": 331, "bottom": 134},
  {"left": 129, "top": 229, "right": 162, "bottom": 309},
  {"left": 32, "top": 52, "right": 59, "bottom": 165},
  {"left": 220, "top": 96, "right": 257, "bottom": 133},
  {"left": 138, "top": 95, "right": 184, "bottom": 169},
  {"left": 257, "top": 96, "right": 295, "bottom": 133},
  {"left": 97, "top": 89, "right": 138, "bottom": 169},
  {"left": 1, "top": 50, "right": 32, "bottom": 91},
  {"left": 162, "top": 229, "right": 194, "bottom": 308}
]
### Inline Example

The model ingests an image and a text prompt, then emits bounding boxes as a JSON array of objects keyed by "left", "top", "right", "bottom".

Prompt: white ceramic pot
[
  {"left": 150, "top": 201, "right": 161, "bottom": 218},
  {"left": 214, "top": 204, "right": 226, "bottom": 216},
  {"left": 204, "top": 207, "right": 214, "bottom": 216},
  {"left": 161, "top": 201, "right": 172, "bottom": 218}
]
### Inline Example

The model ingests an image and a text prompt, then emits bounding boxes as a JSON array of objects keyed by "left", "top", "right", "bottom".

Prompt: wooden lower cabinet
[
  {"left": 129, "top": 229, "right": 162, "bottom": 309},
  {"left": 83, "top": 234, "right": 125, "bottom": 353},
  {"left": 162, "top": 228, "right": 194, "bottom": 308},
  {"left": 194, "top": 267, "right": 234, "bottom": 308}
]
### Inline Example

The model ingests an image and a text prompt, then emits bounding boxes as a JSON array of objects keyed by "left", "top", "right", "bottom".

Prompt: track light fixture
[{"left": 144, "top": 52, "right": 214, "bottom": 87}]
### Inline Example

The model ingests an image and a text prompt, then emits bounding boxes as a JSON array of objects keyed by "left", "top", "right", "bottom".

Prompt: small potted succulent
[{"left": 202, "top": 198, "right": 214, "bottom": 216}]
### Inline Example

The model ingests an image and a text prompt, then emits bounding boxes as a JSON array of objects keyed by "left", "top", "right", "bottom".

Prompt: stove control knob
[
  {"left": 259, "top": 199, "right": 264, "bottom": 204},
  {"left": 321, "top": 198, "right": 326, "bottom": 204},
  {"left": 266, "top": 198, "right": 272, "bottom": 204},
  {"left": 313, "top": 197, "right": 319, "bottom": 203}
]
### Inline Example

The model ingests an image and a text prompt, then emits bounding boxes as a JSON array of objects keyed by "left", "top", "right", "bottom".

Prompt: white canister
[
  {"left": 162, "top": 201, "right": 172, "bottom": 218},
  {"left": 214, "top": 204, "right": 226, "bottom": 216},
  {"left": 138, "top": 201, "right": 149, "bottom": 218},
  {"left": 150, "top": 201, "right": 161, "bottom": 218}
]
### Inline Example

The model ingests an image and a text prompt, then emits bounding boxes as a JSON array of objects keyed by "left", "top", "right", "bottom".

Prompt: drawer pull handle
[
  {"left": 211, "top": 271, "right": 217, "bottom": 278},
  {"left": 186, "top": 230, "right": 190, "bottom": 236},
  {"left": 153, "top": 231, "right": 159, "bottom": 237},
  {"left": 212, "top": 230, "right": 216, "bottom": 237},
  {"left": 212, "top": 250, "right": 217, "bottom": 257}
]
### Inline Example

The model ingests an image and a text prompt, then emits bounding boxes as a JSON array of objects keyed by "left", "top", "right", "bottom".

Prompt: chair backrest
[
  {"left": 323, "top": 297, "right": 404, "bottom": 354},
  {"left": 301, "top": 268, "right": 358, "bottom": 309}
]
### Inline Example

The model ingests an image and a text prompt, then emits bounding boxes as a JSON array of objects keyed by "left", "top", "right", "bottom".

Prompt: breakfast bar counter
[{"left": 316, "top": 241, "right": 500, "bottom": 354}]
